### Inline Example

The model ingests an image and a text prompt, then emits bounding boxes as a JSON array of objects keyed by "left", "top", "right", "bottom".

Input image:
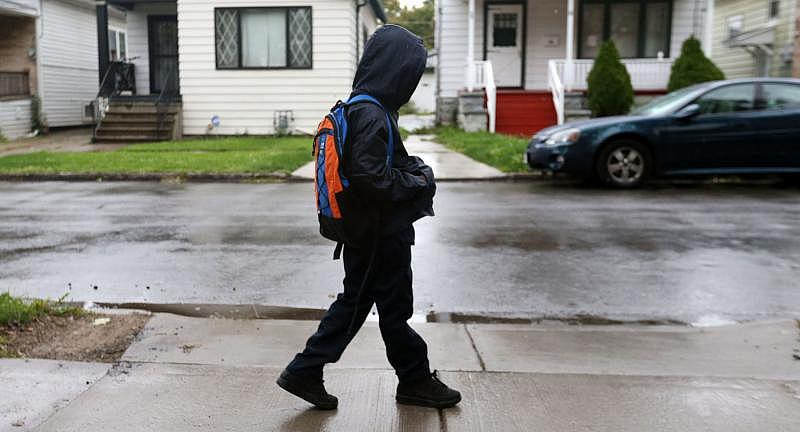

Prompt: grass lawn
[
  {"left": 0, "top": 136, "right": 312, "bottom": 175},
  {"left": 429, "top": 126, "right": 530, "bottom": 173},
  {"left": 0, "top": 293, "right": 84, "bottom": 327}
]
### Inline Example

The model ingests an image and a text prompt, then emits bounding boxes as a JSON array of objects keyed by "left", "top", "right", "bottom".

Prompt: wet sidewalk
[
  {"left": 5, "top": 315, "right": 799, "bottom": 431},
  {"left": 292, "top": 134, "right": 506, "bottom": 181}
]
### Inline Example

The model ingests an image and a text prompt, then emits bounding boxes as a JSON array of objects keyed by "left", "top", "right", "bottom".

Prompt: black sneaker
[
  {"left": 396, "top": 370, "right": 461, "bottom": 408},
  {"left": 276, "top": 369, "right": 338, "bottom": 410}
]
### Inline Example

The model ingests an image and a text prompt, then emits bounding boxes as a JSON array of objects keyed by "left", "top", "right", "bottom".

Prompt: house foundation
[{"left": 456, "top": 91, "right": 487, "bottom": 132}]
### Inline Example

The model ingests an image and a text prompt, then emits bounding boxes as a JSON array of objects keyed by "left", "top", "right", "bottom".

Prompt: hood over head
[{"left": 351, "top": 25, "right": 427, "bottom": 112}]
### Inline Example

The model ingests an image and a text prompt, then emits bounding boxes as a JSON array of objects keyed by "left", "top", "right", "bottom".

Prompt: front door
[
  {"left": 486, "top": 3, "right": 524, "bottom": 88},
  {"left": 148, "top": 15, "right": 179, "bottom": 95}
]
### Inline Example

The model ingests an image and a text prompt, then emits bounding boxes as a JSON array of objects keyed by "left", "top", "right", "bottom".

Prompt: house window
[
  {"left": 215, "top": 7, "right": 312, "bottom": 69},
  {"left": 579, "top": 0, "right": 672, "bottom": 59},
  {"left": 109, "top": 29, "right": 127, "bottom": 61},
  {"left": 769, "top": 0, "right": 780, "bottom": 20},
  {"left": 492, "top": 13, "right": 518, "bottom": 47},
  {"left": 727, "top": 15, "right": 744, "bottom": 39}
]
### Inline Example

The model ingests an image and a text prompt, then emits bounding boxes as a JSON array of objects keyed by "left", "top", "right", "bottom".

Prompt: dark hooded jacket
[{"left": 343, "top": 25, "right": 435, "bottom": 240}]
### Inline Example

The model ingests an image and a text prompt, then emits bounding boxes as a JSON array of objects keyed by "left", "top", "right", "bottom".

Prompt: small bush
[
  {"left": 587, "top": 40, "right": 634, "bottom": 117},
  {"left": 667, "top": 36, "right": 725, "bottom": 92},
  {"left": 31, "top": 94, "right": 48, "bottom": 134},
  {"left": 0, "top": 129, "right": 7, "bottom": 143}
]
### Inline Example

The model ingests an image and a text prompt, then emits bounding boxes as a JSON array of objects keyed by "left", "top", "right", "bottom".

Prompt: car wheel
[{"left": 595, "top": 140, "right": 652, "bottom": 189}]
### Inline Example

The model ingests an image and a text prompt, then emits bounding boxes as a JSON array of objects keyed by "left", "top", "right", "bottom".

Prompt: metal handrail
[
  {"left": 155, "top": 66, "right": 178, "bottom": 139},
  {"left": 93, "top": 62, "right": 136, "bottom": 141}
]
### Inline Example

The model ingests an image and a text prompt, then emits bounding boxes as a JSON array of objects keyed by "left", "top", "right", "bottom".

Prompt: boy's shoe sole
[
  {"left": 276, "top": 373, "right": 338, "bottom": 410},
  {"left": 396, "top": 393, "right": 462, "bottom": 409}
]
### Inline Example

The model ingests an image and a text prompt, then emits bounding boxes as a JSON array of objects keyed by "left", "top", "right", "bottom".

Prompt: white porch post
[
  {"left": 564, "top": 0, "right": 575, "bottom": 91},
  {"left": 466, "top": 0, "right": 476, "bottom": 91},
  {"left": 703, "top": 0, "right": 715, "bottom": 56}
]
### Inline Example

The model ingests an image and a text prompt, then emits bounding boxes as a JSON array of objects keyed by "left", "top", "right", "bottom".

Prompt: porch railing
[
  {"left": 93, "top": 61, "right": 136, "bottom": 140},
  {"left": 548, "top": 61, "right": 566, "bottom": 125},
  {"left": 547, "top": 58, "right": 674, "bottom": 124},
  {"left": 551, "top": 58, "right": 673, "bottom": 92},
  {"left": 472, "top": 61, "right": 496, "bottom": 133}
]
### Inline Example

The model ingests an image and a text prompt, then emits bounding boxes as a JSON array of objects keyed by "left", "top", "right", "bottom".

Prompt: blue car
[{"left": 526, "top": 78, "right": 800, "bottom": 188}]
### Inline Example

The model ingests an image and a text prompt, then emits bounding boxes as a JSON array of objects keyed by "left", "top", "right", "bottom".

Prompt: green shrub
[
  {"left": 0, "top": 129, "right": 7, "bottom": 143},
  {"left": 586, "top": 40, "right": 634, "bottom": 117},
  {"left": 31, "top": 94, "right": 48, "bottom": 134},
  {"left": 667, "top": 36, "right": 725, "bottom": 92}
]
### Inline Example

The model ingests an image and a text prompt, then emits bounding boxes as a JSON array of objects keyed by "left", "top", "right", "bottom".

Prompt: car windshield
[{"left": 632, "top": 85, "right": 707, "bottom": 116}]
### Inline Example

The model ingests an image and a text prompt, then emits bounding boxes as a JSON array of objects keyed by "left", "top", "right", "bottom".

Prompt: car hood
[{"left": 535, "top": 115, "right": 649, "bottom": 138}]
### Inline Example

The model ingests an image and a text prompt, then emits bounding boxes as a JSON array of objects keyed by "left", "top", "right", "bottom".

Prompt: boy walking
[{"left": 277, "top": 25, "right": 461, "bottom": 410}]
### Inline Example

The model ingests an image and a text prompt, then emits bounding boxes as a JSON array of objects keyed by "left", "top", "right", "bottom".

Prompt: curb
[
  {"left": 0, "top": 171, "right": 552, "bottom": 183},
  {"left": 0, "top": 172, "right": 301, "bottom": 183}
]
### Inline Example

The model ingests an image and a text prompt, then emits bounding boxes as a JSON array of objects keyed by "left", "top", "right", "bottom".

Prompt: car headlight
[{"left": 544, "top": 128, "right": 581, "bottom": 146}]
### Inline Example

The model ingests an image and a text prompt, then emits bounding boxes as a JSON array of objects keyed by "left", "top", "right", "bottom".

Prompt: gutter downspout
[
  {"left": 355, "top": 0, "right": 367, "bottom": 61},
  {"left": 435, "top": 2, "right": 442, "bottom": 107}
]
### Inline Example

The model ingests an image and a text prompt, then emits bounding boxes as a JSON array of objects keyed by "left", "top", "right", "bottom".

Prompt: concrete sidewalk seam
[
  {"left": 463, "top": 324, "right": 486, "bottom": 372},
  {"left": 29, "top": 366, "right": 110, "bottom": 432}
]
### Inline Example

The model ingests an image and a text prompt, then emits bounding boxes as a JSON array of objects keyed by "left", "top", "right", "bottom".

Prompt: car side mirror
[{"left": 674, "top": 104, "right": 700, "bottom": 121}]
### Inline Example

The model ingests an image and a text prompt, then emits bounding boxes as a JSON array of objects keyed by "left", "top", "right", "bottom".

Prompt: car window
[
  {"left": 758, "top": 84, "right": 800, "bottom": 110},
  {"left": 695, "top": 84, "right": 756, "bottom": 115}
]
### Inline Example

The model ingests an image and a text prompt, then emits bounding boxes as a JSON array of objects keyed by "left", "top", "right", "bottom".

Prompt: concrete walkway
[
  {"left": 6, "top": 315, "right": 800, "bottom": 431},
  {"left": 292, "top": 134, "right": 505, "bottom": 181},
  {"left": 0, "top": 127, "right": 126, "bottom": 157}
]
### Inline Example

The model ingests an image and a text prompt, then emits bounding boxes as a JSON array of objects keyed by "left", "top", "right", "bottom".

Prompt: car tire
[{"left": 595, "top": 139, "right": 652, "bottom": 189}]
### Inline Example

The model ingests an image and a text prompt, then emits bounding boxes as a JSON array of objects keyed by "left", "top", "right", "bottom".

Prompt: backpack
[{"left": 313, "top": 94, "right": 395, "bottom": 258}]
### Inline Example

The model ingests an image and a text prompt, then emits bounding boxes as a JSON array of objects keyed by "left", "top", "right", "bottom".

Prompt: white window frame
[{"left": 109, "top": 28, "right": 128, "bottom": 62}]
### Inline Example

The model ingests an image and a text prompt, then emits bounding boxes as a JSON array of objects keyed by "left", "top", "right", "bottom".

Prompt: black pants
[{"left": 286, "top": 230, "right": 430, "bottom": 382}]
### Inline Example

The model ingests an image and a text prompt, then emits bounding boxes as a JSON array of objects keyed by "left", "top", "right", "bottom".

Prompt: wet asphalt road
[{"left": 1, "top": 181, "right": 799, "bottom": 324}]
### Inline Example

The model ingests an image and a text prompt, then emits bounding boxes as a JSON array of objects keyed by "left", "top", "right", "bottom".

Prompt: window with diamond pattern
[{"left": 215, "top": 7, "right": 312, "bottom": 69}]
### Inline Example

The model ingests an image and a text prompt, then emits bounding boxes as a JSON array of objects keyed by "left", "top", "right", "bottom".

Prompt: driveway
[{"left": 292, "top": 134, "right": 505, "bottom": 180}]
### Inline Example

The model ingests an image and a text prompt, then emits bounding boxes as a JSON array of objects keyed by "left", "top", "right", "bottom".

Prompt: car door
[
  {"left": 659, "top": 84, "right": 758, "bottom": 173},
  {"left": 749, "top": 83, "right": 800, "bottom": 168}
]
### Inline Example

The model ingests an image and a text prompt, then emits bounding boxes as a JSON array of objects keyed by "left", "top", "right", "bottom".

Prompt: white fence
[
  {"left": 551, "top": 58, "right": 674, "bottom": 91},
  {"left": 547, "top": 58, "right": 674, "bottom": 124}
]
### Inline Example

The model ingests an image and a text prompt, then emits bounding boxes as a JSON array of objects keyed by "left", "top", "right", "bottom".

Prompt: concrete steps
[{"left": 94, "top": 100, "right": 181, "bottom": 143}]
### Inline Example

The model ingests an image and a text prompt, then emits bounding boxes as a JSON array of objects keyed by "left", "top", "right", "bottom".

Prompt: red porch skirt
[{"left": 495, "top": 90, "right": 557, "bottom": 137}]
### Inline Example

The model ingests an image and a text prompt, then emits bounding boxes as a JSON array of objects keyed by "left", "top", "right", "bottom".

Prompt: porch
[
  {"left": 93, "top": 0, "right": 180, "bottom": 142},
  {"left": 439, "top": 0, "right": 704, "bottom": 134}
]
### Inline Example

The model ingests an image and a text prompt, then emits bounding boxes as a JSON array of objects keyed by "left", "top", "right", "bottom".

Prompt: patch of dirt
[{"left": 0, "top": 313, "right": 150, "bottom": 362}]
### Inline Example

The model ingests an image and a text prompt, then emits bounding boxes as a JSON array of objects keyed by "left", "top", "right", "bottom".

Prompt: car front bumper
[{"left": 525, "top": 134, "right": 596, "bottom": 175}]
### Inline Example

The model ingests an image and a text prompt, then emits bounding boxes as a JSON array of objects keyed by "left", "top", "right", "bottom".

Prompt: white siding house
[
  {"left": 179, "top": 0, "right": 379, "bottom": 135},
  {"left": 436, "top": 0, "right": 710, "bottom": 134},
  {"left": 1, "top": 0, "right": 126, "bottom": 140},
  {"left": 98, "top": 0, "right": 385, "bottom": 139},
  {"left": 38, "top": 0, "right": 126, "bottom": 127}
]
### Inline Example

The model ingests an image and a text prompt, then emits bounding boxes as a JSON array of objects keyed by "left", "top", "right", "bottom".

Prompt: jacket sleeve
[{"left": 347, "top": 108, "right": 429, "bottom": 203}]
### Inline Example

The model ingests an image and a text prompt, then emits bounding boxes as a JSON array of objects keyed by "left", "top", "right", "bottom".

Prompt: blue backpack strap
[{"left": 345, "top": 94, "right": 394, "bottom": 168}]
